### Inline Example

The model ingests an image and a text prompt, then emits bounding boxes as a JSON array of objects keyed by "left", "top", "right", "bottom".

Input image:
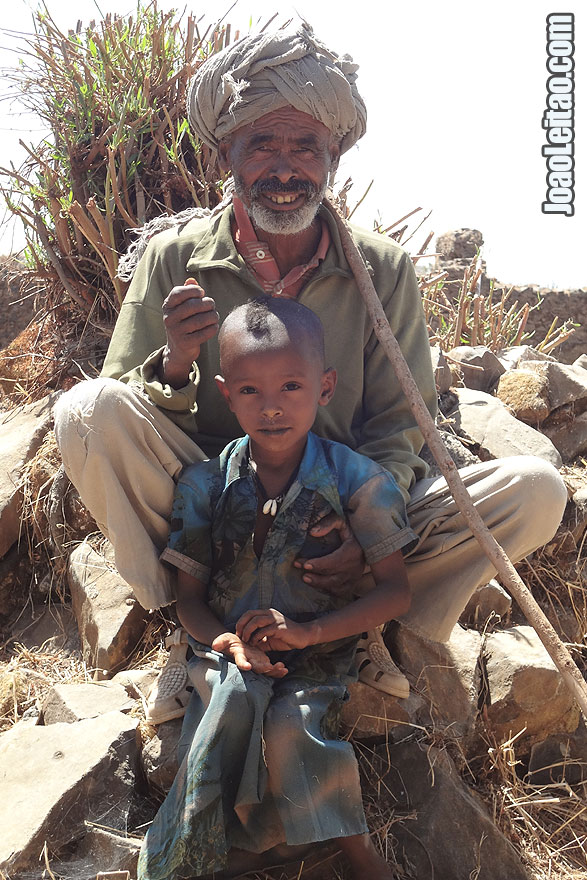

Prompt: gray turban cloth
[{"left": 187, "top": 23, "right": 367, "bottom": 156}]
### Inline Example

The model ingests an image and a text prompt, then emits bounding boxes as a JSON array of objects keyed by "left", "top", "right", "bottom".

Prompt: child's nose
[{"left": 261, "top": 397, "right": 283, "bottom": 419}]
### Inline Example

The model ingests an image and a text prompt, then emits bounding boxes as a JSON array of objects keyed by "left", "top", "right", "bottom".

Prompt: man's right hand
[{"left": 160, "top": 278, "right": 219, "bottom": 388}]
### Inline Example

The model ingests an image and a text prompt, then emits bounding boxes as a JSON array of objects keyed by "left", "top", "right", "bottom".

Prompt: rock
[
  {"left": 454, "top": 387, "right": 562, "bottom": 466},
  {"left": 527, "top": 359, "right": 587, "bottom": 411},
  {"left": 141, "top": 718, "right": 182, "bottom": 794},
  {"left": 369, "top": 740, "right": 530, "bottom": 880},
  {"left": 395, "top": 624, "right": 482, "bottom": 737},
  {"left": 0, "top": 395, "right": 58, "bottom": 558},
  {"left": 430, "top": 344, "right": 452, "bottom": 394},
  {"left": 484, "top": 626, "right": 580, "bottom": 749},
  {"left": 569, "top": 487, "right": 587, "bottom": 542},
  {"left": 76, "top": 828, "right": 141, "bottom": 876},
  {"left": 113, "top": 667, "right": 159, "bottom": 700},
  {"left": 0, "top": 666, "right": 29, "bottom": 723},
  {"left": 0, "top": 711, "right": 139, "bottom": 873},
  {"left": 498, "top": 358, "right": 587, "bottom": 434},
  {"left": 437, "top": 229, "right": 484, "bottom": 261},
  {"left": 68, "top": 541, "right": 148, "bottom": 678},
  {"left": 11, "top": 601, "right": 80, "bottom": 654},
  {"left": 527, "top": 724, "right": 587, "bottom": 786},
  {"left": 542, "top": 410, "right": 587, "bottom": 463},
  {"left": 461, "top": 579, "right": 512, "bottom": 628},
  {"left": 419, "top": 428, "right": 481, "bottom": 478},
  {"left": 497, "top": 345, "right": 556, "bottom": 371},
  {"left": 447, "top": 345, "right": 506, "bottom": 393},
  {"left": 42, "top": 681, "right": 135, "bottom": 724},
  {"left": 0, "top": 544, "right": 36, "bottom": 623},
  {"left": 496, "top": 369, "right": 551, "bottom": 424},
  {"left": 340, "top": 681, "right": 423, "bottom": 739}
]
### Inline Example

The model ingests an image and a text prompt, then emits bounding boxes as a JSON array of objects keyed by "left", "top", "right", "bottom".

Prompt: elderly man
[{"left": 54, "top": 25, "right": 566, "bottom": 712}]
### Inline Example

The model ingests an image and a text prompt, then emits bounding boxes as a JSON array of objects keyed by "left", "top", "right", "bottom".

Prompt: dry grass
[
  {"left": 0, "top": 640, "right": 89, "bottom": 732},
  {"left": 419, "top": 252, "right": 577, "bottom": 355},
  {"left": 478, "top": 729, "right": 587, "bottom": 879}
]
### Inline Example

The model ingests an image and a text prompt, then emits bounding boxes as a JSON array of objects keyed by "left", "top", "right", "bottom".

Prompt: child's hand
[
  {"left": 236, "top": 609, "right": 310, "bottom": 651},
  {"left": 211, "top": 632, "right": 288, "bottom": 678}
]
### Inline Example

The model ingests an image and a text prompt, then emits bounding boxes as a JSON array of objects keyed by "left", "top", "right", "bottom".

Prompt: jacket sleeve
[
  {"left": 357, "top": 246, "right": 437, "bottom": 502},
  {"left": 100, "top": 229, "right": 201, "bottom": 430}
]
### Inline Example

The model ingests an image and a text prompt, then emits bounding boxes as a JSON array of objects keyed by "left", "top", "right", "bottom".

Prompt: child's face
[{"left": 216, "top": 336, "right": 336, "bottom": 462}]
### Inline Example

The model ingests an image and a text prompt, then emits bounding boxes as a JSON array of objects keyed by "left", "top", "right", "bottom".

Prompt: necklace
[{"left": 248, "top": 457, "right": 297, "bottom": 517}]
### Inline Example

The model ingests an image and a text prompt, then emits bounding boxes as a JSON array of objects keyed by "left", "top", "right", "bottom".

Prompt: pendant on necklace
[{"left": 262, "top": 498, "right": 279, "bottom": 517}]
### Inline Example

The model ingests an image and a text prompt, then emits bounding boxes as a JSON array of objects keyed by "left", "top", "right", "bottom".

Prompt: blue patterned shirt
[{"left": 162, "top": 432, "right": 417, "bottom": 635}]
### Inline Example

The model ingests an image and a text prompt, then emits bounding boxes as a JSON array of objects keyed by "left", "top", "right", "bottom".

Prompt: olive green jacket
[{"left": 101, "top": 204, "right": 437, "bottom": 502}]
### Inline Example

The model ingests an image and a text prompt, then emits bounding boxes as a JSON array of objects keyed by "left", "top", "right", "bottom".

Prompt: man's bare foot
[{"left": 337, "top": 833, "right": 394, "bottom": 880}]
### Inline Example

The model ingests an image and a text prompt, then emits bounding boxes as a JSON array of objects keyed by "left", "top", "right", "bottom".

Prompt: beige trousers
[{"left": 53, "top": 378, "right": 568, "bottom": 642}]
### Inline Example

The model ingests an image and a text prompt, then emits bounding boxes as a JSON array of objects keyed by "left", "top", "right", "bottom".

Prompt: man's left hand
[{"left": 294, "top": 512, "right": 365, "bottom": 594}]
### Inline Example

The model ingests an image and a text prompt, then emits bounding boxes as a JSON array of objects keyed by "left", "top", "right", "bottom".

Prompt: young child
[{"left": 138, "top": 297, "right": 417, "bottom": 880}]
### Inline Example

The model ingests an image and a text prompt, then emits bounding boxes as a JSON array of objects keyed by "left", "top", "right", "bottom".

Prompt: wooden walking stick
[{"left": 324, "top": 197, "right": 587, "bottom": 720}]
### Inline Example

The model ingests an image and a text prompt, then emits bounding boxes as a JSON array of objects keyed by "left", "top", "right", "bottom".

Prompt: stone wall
[{"left": 435, "top": 230, "right": 586, "bottom": 365}]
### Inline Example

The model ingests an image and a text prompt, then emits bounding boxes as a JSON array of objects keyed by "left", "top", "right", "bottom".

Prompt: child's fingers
[
  {"left": 238, "top": 610, "right": 274, "bottom": 643},
  {"left": 232, "top": 646, "right": 253, "bottom": 671},
  {"left": 267, "top": 662, "right": 289, "bottom": 678}
]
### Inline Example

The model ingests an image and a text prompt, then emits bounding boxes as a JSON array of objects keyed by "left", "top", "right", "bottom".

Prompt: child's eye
[
  {"left": 283, "top": 382, "right": 301, "bottom": 391},
  {"left": 239, "top": 386, "right": 257, "bottom": 394}
]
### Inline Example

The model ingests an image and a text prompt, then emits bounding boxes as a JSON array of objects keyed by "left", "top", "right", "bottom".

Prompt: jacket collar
[{"left": 222, "top": 432, "right": 344, "bottom": 518}]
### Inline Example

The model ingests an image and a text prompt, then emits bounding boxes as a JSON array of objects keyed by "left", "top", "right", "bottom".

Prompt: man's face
[{"left": 219, "top": 107, "right": 340, "bottom": 235}]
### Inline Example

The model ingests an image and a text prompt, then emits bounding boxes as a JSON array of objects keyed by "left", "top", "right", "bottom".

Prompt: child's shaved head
[{"left": 219, "top": 297, "right": 325, "bottom": 375}]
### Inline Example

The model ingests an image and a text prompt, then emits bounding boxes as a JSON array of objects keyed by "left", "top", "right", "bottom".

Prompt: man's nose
[{"left": 269, "top": 151, "right": 296, "bottom": 183}]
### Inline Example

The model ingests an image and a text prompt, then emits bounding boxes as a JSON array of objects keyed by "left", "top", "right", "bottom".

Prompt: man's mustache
[{"left": 250, "top": 178, "right": 320, "bottom": 198}]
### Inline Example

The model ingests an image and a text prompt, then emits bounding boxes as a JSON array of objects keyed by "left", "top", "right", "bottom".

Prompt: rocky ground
[
  {"left": 1, "top": 239, "right": 586, "bottom": 880},
  {"left": 0, "top": 257, "right": 35, "bottom": 352}
]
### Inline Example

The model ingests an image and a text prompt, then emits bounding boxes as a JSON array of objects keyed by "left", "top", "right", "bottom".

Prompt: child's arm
[
  {"left": 236, "top": 549, "right": 410, "bottom": 651},
  {"left": 175, "top": 569, "right": 288, "bottom": 677}
]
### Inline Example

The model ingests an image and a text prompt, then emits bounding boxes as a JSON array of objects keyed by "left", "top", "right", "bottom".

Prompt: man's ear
[
  {"left": 328, "top": 140, "right": 341, "bottom": 175},
  {"left": 215, "top": 374, "right": 233, "bottom": 410},
  {"left": 318, "top": 367, "right": 337, "bottom": 407},
  {"left": 218, "top": 139, "right": 231, "bottom": 174}
]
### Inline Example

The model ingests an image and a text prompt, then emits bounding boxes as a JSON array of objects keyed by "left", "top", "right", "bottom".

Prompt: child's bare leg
[{"left": 337, "top": 833, "right": 394, "bottom": 880}]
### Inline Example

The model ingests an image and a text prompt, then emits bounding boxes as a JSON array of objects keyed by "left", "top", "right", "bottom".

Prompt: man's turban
[{"left": 187, "top": 23, "right": 367, "bottom": 155}]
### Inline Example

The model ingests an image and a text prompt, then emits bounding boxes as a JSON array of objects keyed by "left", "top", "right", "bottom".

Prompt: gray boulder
[
  {"left": 42, "top": 681, "right": 135, "bottom": 724},
  {"left": 454, "top": 387, "right": 562, "bottom": 466},
  {"left": 340, "top": 681, "right": 422, "bottom": 739},
  {"left": 542, "top": 411, "right": 587, "bottom": 463},
  {"left": 461, "top": 578, "right": 512, "bottom": 628},
  {"left": 0, "top": 394, "right": 58, "bottom": 558},
  {"left": 68, "top": 541, "right": 148, "bottom": 677},
  {"left": 447, "top": 345, "right": 506, "bottom": 393},
  {"left": 141, "top": 718, "right": 183, "bottom": 794},
  {"left": 0, "top": 711, "right": 139, "bottom": 873},
  {"left": 484, "top": 626, "right": 580, "bottom": 750},
  {"left": 371, "top": 740, "right": 530, "bottom": 880},
  {"left": 395, "top": 624, "right": 482, "bottom": 737}
]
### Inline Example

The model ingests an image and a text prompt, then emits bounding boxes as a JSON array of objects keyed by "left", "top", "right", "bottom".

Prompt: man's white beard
[{"left": 233, "top": 174, "right": 327, "bottom": 235}]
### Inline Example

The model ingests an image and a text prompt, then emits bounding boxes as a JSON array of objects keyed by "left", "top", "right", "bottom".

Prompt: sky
[{"left": 0, "top": 0, "right": 584, "bottom": 289}]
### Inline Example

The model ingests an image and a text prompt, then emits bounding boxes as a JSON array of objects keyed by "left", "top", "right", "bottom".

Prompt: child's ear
[
  {"left": 215, "top": 374, "right": 233, "bottom": 410},
  {"left": 318, "top": 367, "right": 337, "bottom": 407}
]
